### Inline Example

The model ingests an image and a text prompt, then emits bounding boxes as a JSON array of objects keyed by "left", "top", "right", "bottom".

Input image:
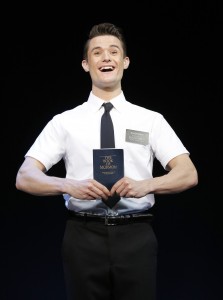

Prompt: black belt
[{"left": 68, "top": 210, "right": 153, "bottom": 226}]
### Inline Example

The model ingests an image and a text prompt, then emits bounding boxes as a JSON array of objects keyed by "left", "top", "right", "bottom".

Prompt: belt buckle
[{"left": 104, "top": 216, "right": 116, "bottom": 226}]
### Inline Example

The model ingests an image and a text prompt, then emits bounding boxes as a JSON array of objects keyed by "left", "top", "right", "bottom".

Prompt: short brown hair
[{"left": 83, "top": 23, "right": 127, "bottom": 60}]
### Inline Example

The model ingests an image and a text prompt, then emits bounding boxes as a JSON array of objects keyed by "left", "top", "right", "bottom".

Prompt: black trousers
[{"left": 62, "top": 218, "right": 158, "bottom": 300}]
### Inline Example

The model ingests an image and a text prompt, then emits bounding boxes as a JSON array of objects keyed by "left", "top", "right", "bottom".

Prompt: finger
[
  {"left": 88, "top": 186, "right": 110, "bottom": 199},
  {"left": 93, "top": 180, "right": 111, "bottom": 194},
  {"left": 110, "top": 180, "right": 123, "bottom": 195}
]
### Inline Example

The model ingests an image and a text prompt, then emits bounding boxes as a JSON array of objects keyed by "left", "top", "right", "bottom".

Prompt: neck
[{"left": 92, "top": 85, "right": 122, "bottom": 101}]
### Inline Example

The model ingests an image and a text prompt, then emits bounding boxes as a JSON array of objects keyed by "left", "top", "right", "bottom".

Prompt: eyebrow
[{"left": 90, "top": 45, "right": 121, "bottom": 53}]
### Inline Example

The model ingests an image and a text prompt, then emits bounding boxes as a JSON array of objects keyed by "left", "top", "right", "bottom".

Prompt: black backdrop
[{"left": 4, "top": 2, "right": 222, "bottom": 300}]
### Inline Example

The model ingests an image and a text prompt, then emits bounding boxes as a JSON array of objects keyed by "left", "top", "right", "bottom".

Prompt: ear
[
  {"left": 123, "top": 57, "right": 130, "bottom": 69},
  {"left": 82, "top": 60, "right": 89, "bottom": 72}
]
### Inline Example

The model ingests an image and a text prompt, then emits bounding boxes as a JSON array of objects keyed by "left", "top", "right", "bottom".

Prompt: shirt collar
[{"left": 87, "top": 91, "right": 127, "bottom": 112}]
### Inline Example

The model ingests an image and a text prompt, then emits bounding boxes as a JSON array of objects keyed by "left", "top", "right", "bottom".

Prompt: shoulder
[
  {"left": 125, "top": 101, "right": 164, "bottom": 120},
  {"left": 52, "top": 102, "right": 89, "bottom": 120}
]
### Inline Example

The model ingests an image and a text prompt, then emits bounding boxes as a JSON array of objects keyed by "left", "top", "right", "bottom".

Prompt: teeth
[{"left": 100, "top": 66, "right": 114, "bottom": 71}]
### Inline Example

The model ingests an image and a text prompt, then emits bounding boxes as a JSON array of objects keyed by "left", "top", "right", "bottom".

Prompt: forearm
[
  {"left": 149, "top": 164, "right": 198, "bottom": 194},
  {"left": 16, "top": 168, "right": 66, "bottom": 196}
]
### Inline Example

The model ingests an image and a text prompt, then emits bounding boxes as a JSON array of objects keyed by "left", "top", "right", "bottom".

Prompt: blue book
[{"left": 93, "top": 148, "right": 124, "bottom": 208}]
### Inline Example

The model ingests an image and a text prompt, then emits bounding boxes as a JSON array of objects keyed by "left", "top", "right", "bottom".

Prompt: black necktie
[
  {"left": 101, "top": 102, "right": 115, "bottom": 148},
  {"left": 100, "top": 102, "right": 120, "bottom": 207}
]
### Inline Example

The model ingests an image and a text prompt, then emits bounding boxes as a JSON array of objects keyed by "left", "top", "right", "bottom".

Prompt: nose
[{"left": 102, "top": 50, "right": 111, "bottom": 61}]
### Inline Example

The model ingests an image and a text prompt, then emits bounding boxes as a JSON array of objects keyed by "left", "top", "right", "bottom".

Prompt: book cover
[{"left": 93, "top": 148, "right": 124, "bottom": 208}]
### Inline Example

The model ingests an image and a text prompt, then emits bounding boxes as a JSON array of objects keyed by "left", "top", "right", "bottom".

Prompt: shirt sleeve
[
  {"left": 25, "top": 115, "right": 65, "bottom": 171},
  {"left": 150, "top": 114, "right": 189, "bottom": 170}
]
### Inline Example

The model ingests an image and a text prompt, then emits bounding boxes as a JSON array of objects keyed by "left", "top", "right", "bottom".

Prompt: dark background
[{"left": 4, "top": 1, "right": 222, "bottom": 299}]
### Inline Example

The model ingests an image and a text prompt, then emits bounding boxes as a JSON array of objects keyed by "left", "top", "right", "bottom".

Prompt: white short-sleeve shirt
[{"left": 25, "top": 91, "right": 189, "bottom": 215}]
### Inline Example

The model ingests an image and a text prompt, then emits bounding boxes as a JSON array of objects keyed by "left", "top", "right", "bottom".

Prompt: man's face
[{"left": 82, "top": 35, "right": 129, "bottom": 90}]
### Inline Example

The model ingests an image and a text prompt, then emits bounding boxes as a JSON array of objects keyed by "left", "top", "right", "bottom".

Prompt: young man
[{"left": 16, "top": 23, "right": 198, "bottom": 300}]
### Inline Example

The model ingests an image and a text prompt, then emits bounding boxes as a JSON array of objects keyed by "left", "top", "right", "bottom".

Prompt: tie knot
[{"left": 103, "top": 102, "right": 113, "bottom": 113}]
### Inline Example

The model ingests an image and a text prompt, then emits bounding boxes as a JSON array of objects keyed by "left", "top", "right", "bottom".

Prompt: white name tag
[{"left": 125, "top": 129, "right": 149, "bottom": 146}]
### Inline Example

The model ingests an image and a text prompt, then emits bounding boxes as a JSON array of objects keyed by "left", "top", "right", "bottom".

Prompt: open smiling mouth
[{"left": 99, "top": 66, "right": 115, "bottom": 72}]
